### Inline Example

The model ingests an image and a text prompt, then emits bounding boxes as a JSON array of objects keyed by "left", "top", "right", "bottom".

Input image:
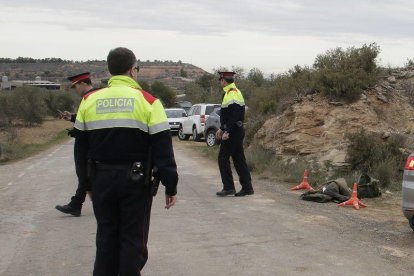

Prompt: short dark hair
[
  {"left": 107, "top": 47, "right": 136, "bottom": 75},
  {"left": 224, "top": 78, "right": 234, "bottom": 84}
]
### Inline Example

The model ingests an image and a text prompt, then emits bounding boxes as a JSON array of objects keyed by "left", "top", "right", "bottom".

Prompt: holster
[
  {"left": 151, "top": 167, "right": 160, "bottom": 196},
  {"left": 128, "top": 161, "right": 145, "bottom": 184}
]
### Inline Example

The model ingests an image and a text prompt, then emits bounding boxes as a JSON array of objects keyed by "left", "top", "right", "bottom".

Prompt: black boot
[
  {"left": 235, "top": 189, "right": 254, "bottom": 197},
  {"left": 55, "top": 204, "right": 81, "bottom": 217},
  {"left": 216, "top": 189, "right": 236, "bottom": 197}
]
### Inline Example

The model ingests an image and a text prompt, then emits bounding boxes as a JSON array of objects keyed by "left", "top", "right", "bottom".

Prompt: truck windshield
[{"left": 166, "top": 110, "right": 185, "bottom": 118}]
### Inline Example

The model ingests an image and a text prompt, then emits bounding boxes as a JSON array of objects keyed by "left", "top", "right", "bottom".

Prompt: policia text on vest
[{"left": 96, "top": 97, "right": 134, "bottom": 113}]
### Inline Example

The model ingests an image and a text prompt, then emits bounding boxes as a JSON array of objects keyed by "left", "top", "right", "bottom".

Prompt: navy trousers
[
  {"left": 68, "top": 149, "right": 90, "bottom": 209},
  {"left": 92, "top": 165, "right": 152, "bottom": 276},
  {"left": 218, "top": 128, "right": 252, "bottom": 191}
]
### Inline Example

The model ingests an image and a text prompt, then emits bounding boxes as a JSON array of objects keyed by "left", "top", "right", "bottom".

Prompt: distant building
[
  {"left": 1, "top": 76, "right": 11, "bottom": 90},
  {"left": 0, "top": 76, "right": 61, "bottom": 90}
]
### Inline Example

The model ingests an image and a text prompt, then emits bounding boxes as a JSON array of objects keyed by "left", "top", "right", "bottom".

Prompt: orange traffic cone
[
  {"left": 291, "top": 169, "right": 314, "bottom": 191},
  {"left": 337, "top": 183, "right": 367, "bottom": 210}
]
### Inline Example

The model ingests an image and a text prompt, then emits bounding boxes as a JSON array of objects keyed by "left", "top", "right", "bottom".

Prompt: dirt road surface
[{"left": 1, "top": 140, "right": 414, "bottom": 275}]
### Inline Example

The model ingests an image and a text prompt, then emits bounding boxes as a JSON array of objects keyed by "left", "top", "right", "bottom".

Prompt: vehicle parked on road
[
  {"left": 178, "top": 103, "right": 220, "bottom": 141},
  {"left": 165, "top": 108, "right": 187, "bottom": 134},
  {"left": 402, "top": 153, "right": 414, "bottom": 231},
  {"left": 204, "top": 107, "right": 221, "bottom": 147}
]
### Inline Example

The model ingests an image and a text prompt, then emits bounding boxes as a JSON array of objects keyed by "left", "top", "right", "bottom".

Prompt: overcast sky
[{"left": 1, "top": 0, "right": 413, "bottom": 74}]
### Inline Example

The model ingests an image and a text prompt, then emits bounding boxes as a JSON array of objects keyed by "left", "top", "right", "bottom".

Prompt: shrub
[
  {"left": 246, "top": 144, "right": 274, "bottom": 173},
  {"left": 405, "top": 58, "right": 414, "bottom": 68},
  {"left": 401, "top": 81, "right": 414, "bottom": 106},
  {"left": 150, "top": 81, "right": 176, "bottom": 108},
  {"left": 0, "top": 92, "right": 15, "bottom": 125},
  {"left": 346, "top": 129, "right": 407, "bottom": 187},
  {"left": 44, "top": 91, "right": 78, "bottom": 117},
  {"left": 374, "top": 159, "right": 397, "bottom": 189},
  {"left": 244, "top": 114, "right": 266, "bottom": 145},
  {"left": 247, "top": 68, "right": 265, "bottom": 87},
  {"left": 313, "top": 43, "right": 380, "bottom": 102},
  {"left": 184, "top": 82, "right": 221, "bottom": 104},
  {"left": 11, "top": 86, "right": 47, "bottom": 125}
]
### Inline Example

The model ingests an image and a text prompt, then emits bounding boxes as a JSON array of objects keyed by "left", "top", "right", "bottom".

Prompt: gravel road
[{"left": 0, "top": 139, "right": 413, "bottom": 275}]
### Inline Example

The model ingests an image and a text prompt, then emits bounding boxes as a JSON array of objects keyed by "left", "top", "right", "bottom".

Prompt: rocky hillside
[
  {"left": 255, "top": 68, "right": 414, "bottom": 170},
  {"left": 0, "top": 61, "right": 207, "bottom": 94}
]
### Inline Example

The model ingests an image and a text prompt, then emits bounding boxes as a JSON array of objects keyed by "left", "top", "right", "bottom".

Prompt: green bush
[
  {"left": 44, "top": 91, "right": 78, "bottom": 117},
  {"left": 405, "top": 58, "right": 414, "bottom": 68},
  {"left": 401, "top": 81, "right": 414, "bottom": 106},
  {"left": 346, "top": 129, "right": 407, "bottom": 188},
  {"left": 11, "top": 86, "right": 47, "bottom": 125},
  {"left": 245, "top": 145, "right": 329, "bottom": 186},
  {"left": 244, "top": 114, "right": 266, "bottom": 145},
  {"left": 0, "top": 93, "right": 15, "bottom": 125},
  {"left": 247, "top": 68, "right": 265, "bottom": 87},
  {"left": 374, "top": 159, "right": 398, "bottom": 189},
  {"left": 184, "top": 73, "right": 222, "bottom": 104},
  {"left": 313, "top": 43, "right": 380, "bottom": 102},
  {"left": 0, "top": 88, "right": 78, "bottom": 126},
  {"left": 246, "top": 144, "right": 274, "bottom": 173},
  {"left": 150, "top": 81, "right": 177, "bottom": 108}
]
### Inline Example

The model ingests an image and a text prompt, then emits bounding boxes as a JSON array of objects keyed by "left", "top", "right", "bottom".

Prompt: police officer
[
  {"left": 74, "top": 47, "right": 178, "bottom": 275},
  {"left": 56, "top": 72, "right": 97, "bottom": 216},
  {"left": 216, "top": 72, "right": 254, "bottom": 197}
]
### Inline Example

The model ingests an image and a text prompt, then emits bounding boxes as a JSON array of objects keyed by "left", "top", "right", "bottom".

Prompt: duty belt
[
  {"left": 95, "top": 161, "right": 133, "bottom": 170},
  {"left": 224, "top": 121, "right": 243, "bottom": 128}
]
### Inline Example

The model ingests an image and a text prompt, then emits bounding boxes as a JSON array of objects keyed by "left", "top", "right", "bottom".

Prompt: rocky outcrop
[{"left": 255, "top": 68, "right": 414, "bottom": 170}]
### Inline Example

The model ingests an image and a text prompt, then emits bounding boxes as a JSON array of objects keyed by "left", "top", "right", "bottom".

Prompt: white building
[{"left": 1, "top": 76, "right": 61, "bottom": 90}]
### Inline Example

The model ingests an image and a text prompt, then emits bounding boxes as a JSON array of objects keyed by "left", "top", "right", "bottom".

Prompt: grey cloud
[{"left": 2, "top": 0, "right": 414, "bottom": 38}]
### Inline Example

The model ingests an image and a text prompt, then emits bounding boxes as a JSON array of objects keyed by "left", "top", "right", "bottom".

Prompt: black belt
[
  {"left": 95, "top": 162, "right": 132, "bottom": 170},
  {"left": 223, "top": 121, "right": 243, "bottom": 128}
]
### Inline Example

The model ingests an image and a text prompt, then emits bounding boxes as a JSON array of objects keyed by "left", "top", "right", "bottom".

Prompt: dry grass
[
  {"left": 0, "top": 118, "right": 72, "bottom": 163},
  {"left": 9, "top": 119, "right": 71, "bottom": 144}
]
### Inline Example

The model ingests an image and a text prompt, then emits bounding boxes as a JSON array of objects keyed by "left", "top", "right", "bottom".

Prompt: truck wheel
[
  {"left": 206, "top": 129, "right": 217, "bottom": 147},
  {"left": 178, "top": 126, "right": 189, "bottom": 140},
  {"left": 192, "top": 126, "right": 201, "bottom": 141}
]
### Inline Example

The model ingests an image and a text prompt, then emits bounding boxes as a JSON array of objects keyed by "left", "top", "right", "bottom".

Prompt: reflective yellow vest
[
  {"left": 74, "top": 75, "right": 169, "bottom": 135},
  {"left": 221, "top": 83, "right": 245, "bottom": 108}
]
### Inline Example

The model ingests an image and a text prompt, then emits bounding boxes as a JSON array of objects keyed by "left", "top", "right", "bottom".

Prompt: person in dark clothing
[
  {"left": 55, "top": 72, "right": 97, "bottom": 217},
  {"left": 74, "top": 47, "right": 178, "bottom": 275},
  {"left": 215, "top": 72, "right": 254, "bottom": 197}
]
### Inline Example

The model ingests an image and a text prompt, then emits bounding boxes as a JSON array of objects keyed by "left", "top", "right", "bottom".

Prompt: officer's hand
[
  {"left": 216, "top": 129, "right": 223, "bottom": 140},
  {"left": 61, "top": 111, "right": 72, "bottom": 121},
  {"left": 66, "top": 128, "right": 76, "bottom": 137},
  {"left": 222, "top": 132, "right": 230, "bottom": 140},
  {"left": 165, "top": 195, "right": 177, "bottom": 209}
]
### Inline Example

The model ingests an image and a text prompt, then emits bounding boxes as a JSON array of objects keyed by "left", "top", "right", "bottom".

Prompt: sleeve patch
[
  {"left": 227, "top": 88, "right": 238, "bottom": 94},
  {"left": 140, "top": 90, "right": 157, "bottom": 104},
  {"left": 83, "top": 88, "right": 103, "bottom": 100}
]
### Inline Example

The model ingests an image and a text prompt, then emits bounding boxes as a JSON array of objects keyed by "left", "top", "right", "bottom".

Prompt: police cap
[
  {"left": 218, "top": 71, "right": 236, "bottom": 80},
  {"left": 67, "top": 72, "right": 90, "bottom": 87}
]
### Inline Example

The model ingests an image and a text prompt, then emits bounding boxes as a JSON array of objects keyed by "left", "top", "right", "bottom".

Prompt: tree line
[{"left": 0, "top": 57, "right": 191, "bottom": 65}]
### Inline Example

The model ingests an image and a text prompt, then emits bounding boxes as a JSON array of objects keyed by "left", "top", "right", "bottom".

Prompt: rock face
[{"left": 255, "top": 68, "right": 414, "bottom": 169}]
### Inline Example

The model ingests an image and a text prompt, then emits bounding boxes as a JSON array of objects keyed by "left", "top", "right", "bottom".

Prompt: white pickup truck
[{"left": 178, "top": 103, "right": 220, "bottom": 141}]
